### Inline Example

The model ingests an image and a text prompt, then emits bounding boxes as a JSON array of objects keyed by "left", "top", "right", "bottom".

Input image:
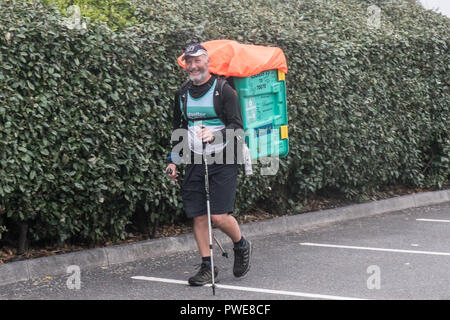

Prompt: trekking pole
[
  {"left": 214, "top": 236, "right": 229, "bottom": 258},
  {"left": 203, "top": 142, "right": 216, "bottom": 296}
]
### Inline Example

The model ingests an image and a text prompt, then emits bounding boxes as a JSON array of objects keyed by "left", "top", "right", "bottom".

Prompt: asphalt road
[{"left": 1, "top": 202, "right": 450, "bottom": 301}]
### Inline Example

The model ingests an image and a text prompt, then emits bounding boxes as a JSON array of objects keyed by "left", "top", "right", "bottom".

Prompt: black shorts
[{"left": 181, "top": 163, "right": 239, "bottom": 218}]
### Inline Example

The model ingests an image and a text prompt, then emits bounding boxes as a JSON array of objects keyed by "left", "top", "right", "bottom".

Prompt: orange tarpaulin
[{"left": 177, "top": 40, "right": 288, "bottom": 78}]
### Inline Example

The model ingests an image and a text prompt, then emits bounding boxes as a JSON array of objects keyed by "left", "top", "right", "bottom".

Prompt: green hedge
[
  {"left": 37, "top": 0, "right": 138, "bottom": 31},
  {"left": 0, "top": 0, "right": 183, "bottom": 244},
  {"left": 0, "top": 0, "right": 448, "bottom": 245}
]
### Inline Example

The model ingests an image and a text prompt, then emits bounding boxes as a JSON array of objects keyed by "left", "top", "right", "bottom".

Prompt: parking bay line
[
  {"left": 300, "top": 242, "right": 450, "bottom": 256},
  {"left": 131, "top": 276, "right": 366, "bottom": 300},
  {"left": 416, "top": 218, "right": 450, "bottom": 223}
]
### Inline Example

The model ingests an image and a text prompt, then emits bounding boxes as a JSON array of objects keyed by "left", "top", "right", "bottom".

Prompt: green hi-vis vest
[{"left": 180, "top": 79, "right": 227, "bottom": 155}]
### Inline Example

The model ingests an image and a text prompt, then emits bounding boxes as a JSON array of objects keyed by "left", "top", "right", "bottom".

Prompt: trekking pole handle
[{"left": 166, "top": 167, "right": 177, "bottom": 185}]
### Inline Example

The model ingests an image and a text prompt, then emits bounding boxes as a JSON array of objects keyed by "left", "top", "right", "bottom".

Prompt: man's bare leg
[
  {"left": 193, "top": 215, "right": 212, "bottom": 257},
  {"left": 211, "top": 213, "right": 241, "bottom": 242},
  {"left": 193, "top": 213, "right": 241, "bottom": 256}
]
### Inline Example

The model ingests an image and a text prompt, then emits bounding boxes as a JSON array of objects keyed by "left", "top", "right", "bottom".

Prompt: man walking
[{"left": 166, "top": 43, "right": 252, "bottom": 286}]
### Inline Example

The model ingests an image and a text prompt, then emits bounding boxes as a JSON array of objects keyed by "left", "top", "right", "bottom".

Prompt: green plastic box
[{"left": 233, "top": 69, "right": 289, "bottom": 159}]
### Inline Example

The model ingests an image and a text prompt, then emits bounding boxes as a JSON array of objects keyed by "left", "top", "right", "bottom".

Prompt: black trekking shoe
[
  {"left": 233, "top": 239, "right": 252, "bottom": 277},
  {"left": 188, "top": 263, "right": 219, "bottom": 286}
]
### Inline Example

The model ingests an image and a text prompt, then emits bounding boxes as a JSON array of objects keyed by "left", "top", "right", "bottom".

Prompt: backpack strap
[
  {"left": 213, "top": 77, "right": 228, "bottom": 124},
  {"left": 179, "top": 80, "right": 191, "bottom": 126}
]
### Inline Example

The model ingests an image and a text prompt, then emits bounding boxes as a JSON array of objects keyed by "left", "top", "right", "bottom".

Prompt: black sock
[
  {"left": 233, "top": 236, "right": 246, "bottom": 248},
  {"left": 202, "top": 256, "right": 211, "bottom": 265}
]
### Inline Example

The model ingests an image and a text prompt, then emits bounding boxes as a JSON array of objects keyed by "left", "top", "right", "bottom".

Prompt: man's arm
[
  {"left": 167, "top": 91, "right": 184, "bottom": 163},
  {"left": 166, "top": 91, "right": 183, "bottom": 181},
  {"left": 172, "top": 91, "right": 183, "bottom": 133},
  {"left": 221, "top": 83, "right": 243, "bottom": 130},
  {"left": 212, "top": 82, "right": 243, "bottom": 146}
]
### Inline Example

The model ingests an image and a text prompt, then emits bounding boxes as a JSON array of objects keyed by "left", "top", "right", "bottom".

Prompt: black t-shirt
[
  {"left": 171, "top": 74, "right": 244, "bottom": 164},
  {"left": 172, "top": 75, "right": 243, "bottom": 130}
]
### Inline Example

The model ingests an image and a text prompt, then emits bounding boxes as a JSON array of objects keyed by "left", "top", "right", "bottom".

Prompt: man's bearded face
[{"left": 185, "top": 54, "right": 210, "bottom": 84}]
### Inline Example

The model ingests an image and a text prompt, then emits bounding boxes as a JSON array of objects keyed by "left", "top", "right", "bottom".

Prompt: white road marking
[
  {"left": 132, "top": 276, "right": 186, "bottom": 285},
  {"left": 416, "top": 218, "right": 450, "bottom": 223},
  {"left": 131, "top": 276, "right": 366, "bottom": 300},
  {"left": 300, "top": 242, "right": 450, "bottom": 256}
]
